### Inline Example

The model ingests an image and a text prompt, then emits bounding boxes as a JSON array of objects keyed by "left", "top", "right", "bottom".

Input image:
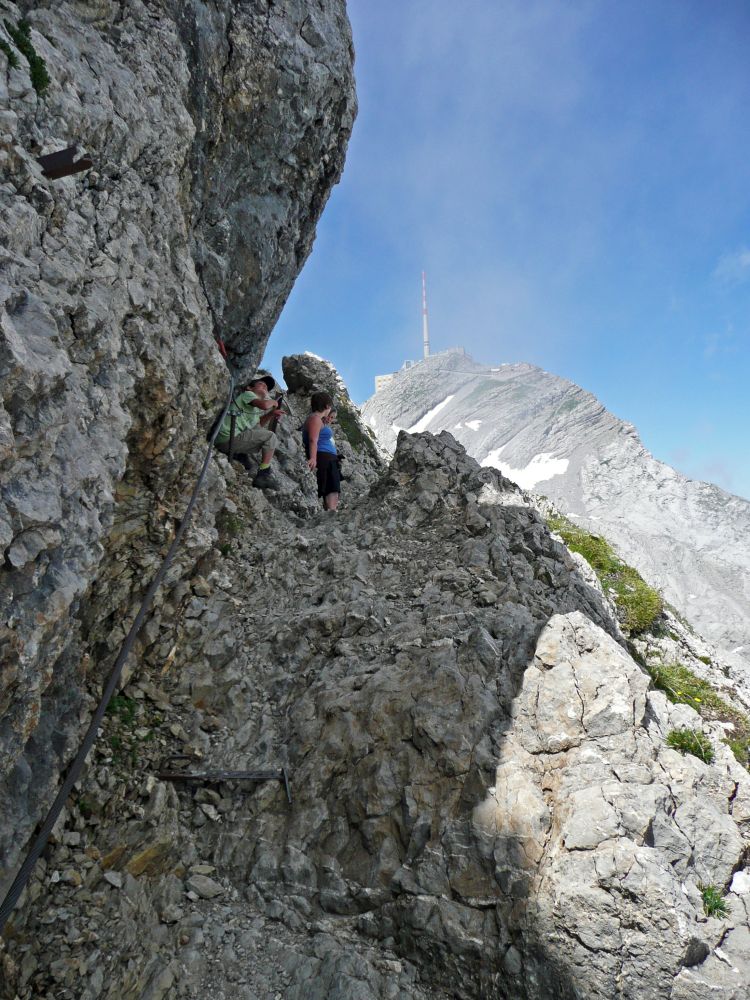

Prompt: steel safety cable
[{"left": 0, "top": 372, "right": 236, "bottom": 933}]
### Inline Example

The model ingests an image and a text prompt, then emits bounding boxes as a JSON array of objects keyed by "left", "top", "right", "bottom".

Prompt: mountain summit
[{"left": 362, "top": 349, "right": 750, "bottom": 672}]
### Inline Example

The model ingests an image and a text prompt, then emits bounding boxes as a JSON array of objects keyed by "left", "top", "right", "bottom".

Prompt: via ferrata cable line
[{"left": 0, "top": 370, "right": 236, "bottom": 934}]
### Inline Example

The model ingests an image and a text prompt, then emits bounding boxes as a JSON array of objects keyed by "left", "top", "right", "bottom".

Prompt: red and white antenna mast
[{"left": 421, "top": 270, "right": 430, "bottom": 359}]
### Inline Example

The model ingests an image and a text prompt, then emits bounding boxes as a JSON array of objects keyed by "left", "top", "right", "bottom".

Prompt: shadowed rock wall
[{"left": 0, "top": 0, "right": 355, "bottom": 877}]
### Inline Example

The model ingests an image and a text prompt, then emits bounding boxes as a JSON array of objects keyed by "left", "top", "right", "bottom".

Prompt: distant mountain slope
[{"left": 362, "top": 349, "right": 750, "bottom": 670}]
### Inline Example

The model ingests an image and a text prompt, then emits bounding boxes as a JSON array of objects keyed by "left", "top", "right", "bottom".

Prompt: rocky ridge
[
  {"left": 533, "top": 494, "right": 750, "bottom": 725},
  {"left": 361, "top": 351, "right": 750, "bottom": 679},
  {"left": 2, "top": 389, "right": 749, "bottom": 998}
]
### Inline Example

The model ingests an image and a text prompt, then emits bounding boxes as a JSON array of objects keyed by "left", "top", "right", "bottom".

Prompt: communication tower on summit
[
  {"left": 373, "top": 271, "right": 431, "bottom": 392},
  {"left": 421, "top": 270, "right": 430, "bottom": 359}
]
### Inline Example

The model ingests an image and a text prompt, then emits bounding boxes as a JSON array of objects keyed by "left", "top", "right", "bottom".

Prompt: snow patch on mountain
[
  {"left": 466, "top": 419, "right": 482, "bottom": 431},
  {"left": 481, "top": 444, "right": 507, "bottom": 466},
  {"left": 482, "top": 451, "right": 570, "bottom": 489},
  {"left": 407, "top": 394, "right": 456, "bottom": 432}
]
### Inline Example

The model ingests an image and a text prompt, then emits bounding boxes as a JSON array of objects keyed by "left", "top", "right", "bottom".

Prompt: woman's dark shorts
[{"left": 316, "top": 453, "right": 341, "bottom": 498}]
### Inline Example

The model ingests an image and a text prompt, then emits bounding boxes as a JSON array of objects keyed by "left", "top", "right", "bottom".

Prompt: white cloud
[
  {"left": 703, "top": 324, "right": 737, "bottom": 360},
  {"left": 713, "top": 248, "right": 750, "bottom": 285}
]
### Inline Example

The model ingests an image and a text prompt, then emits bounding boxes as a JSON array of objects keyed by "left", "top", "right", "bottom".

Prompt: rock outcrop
[
  {"left": 0, "top": 0, "right": 355, "bottom": 882},
  {"left": 282, "top": 351, "right": 386, "bottom": 473},
  {"left": 3, "top": 429, "right": 748, "bottom": 999}
]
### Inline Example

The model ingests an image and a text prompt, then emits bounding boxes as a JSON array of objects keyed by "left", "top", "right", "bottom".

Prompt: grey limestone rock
[
  {"left": 3, "top": 427, "right": 750, "bottom": 999},
  {"left": 178, "top": 3, "right": 356, "bottom": 374},
  {"left": 0, "top": 0, "right": 355, "bottom": 884},
  {"left": 196, "top": 432, "right": 749, "bottom": 998}
]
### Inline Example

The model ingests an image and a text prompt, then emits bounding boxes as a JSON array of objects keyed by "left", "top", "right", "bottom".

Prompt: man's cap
[{"left": 249, "top": 373, "right": 276, "bottom": 391}]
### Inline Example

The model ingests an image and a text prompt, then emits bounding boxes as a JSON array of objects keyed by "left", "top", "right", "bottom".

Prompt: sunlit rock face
[
  {"left": 362, "top": 350, "right": 750, "bottom": 678},
  {"left": 0, "top": 0, "right": 355, "bottom": 875}
]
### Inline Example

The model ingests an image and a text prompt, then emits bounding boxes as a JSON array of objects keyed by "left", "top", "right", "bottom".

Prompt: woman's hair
[{"left": 310, "top": 391, "right": 333, "bottom": 413}]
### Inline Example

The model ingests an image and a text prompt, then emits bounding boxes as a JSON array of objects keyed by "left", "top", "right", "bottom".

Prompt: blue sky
[{"left": 263, "top": 0, "right": 750, "bottom": 500}]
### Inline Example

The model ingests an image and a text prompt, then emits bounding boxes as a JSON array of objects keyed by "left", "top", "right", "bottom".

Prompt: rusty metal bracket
[
  {"left": 37, "top": 144, "right": 93, "bottom": 180},
  {"left": 157, "top": 754, "right": 292, "bottom": 804}
]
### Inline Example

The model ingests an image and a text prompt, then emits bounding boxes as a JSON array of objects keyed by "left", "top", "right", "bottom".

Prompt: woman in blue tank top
[{"left": 303, "top": 391, "right": 341, "bottom": 511}]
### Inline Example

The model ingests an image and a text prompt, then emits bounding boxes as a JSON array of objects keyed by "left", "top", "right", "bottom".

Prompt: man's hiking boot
[{"left": 252, "top": 467, "right": 276, "bottom": 490}]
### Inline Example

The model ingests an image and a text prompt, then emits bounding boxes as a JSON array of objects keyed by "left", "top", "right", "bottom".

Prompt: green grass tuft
[
  {"left": 650, "top": 662, "right": 750, "bottom": 771},
  {"left": 610, "top": 566, "right": 663, "bottom": 633},
  {"left": 666, "top": 727, "right": 714, "bottom": 764},
  {"left": 651, "top": 663, "right": 721, "bottom": 713},
  {"left": 3, "top": 18, "right": 50, "bottom": 94},
  {"left": 216, "top": 510, "right": 242, "bottom": 538},
  {"left": 77, "top": 796, "right": 97, "bottom": 819},
  {"left": 725, "top": 736, "right": 750, "bottom": 769},
  {"left": 105, "top": 695, "right": 150, "bottom": 769},
  {"left": 216, "top": 510, "right": 242, "bottom": 557},
  {"left": 547, "top": 514, "right": 663, "bottom": 634},
  {"left": 698, "top": 883, "right": 728, "bottom": 918},
  {"left": 106, "top": 694, "right": 137, "bottom": 726}
]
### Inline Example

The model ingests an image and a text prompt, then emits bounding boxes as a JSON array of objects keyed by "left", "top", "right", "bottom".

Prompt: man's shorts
[
  {"left": 217, "top": 426, "right": 278, "bottom": 456},
  {"left": 316, "top": 452, "right": 341, "bottom": 497}
]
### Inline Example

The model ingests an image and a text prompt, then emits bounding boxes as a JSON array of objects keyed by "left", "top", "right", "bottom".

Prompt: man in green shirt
[{"left": 215, "top": 375, "right": 284, "bottom": 488}]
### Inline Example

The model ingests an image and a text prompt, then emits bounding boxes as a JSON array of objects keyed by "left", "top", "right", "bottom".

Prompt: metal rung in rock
[
  {"left": 37, "top": 144, "right": 93, "bottom": 180},
  {"left": 157, "top": 754, "right": 292, "bottom": 804}
]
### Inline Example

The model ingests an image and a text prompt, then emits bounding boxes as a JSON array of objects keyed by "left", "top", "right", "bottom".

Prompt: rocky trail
[{"left": 3, "top": 404, "right": 750, "bottom": 998}]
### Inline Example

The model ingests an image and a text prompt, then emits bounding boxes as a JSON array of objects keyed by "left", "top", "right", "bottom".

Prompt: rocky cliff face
[
  {"left": 3, "top": 422, "right": 749, "bottom": 999},
  {"left": 0, "top": 0, "right": 355, "bottom": 882},
  {"left": 361, "top": 351, "right": 750, "bottom": 680}
]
